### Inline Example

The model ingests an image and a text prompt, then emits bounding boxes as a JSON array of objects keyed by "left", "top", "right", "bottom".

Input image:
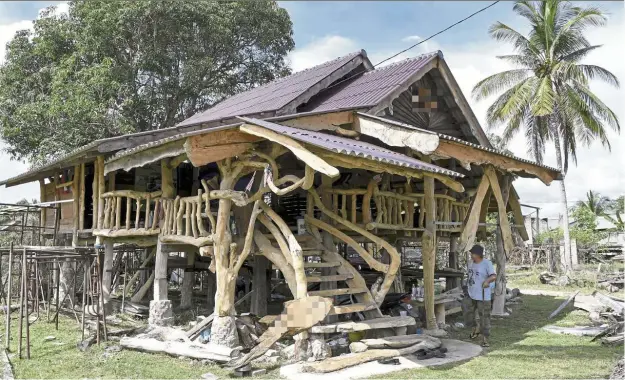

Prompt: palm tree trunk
[{"left": 552, "top": 132, "right": 572, "bottom": 271}]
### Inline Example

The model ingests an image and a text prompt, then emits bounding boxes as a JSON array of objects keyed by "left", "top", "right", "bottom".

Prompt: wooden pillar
[
  {"left": 79, "top": 163, "right": 85, "bottom": 230},
  {"left": 39, "top": 179, "right": 46, "bottom": 239},
  {"left": 161, "top": 159, "right": 174, "bottom": 198},
  {"left": 101, "top": 239, "right": 114, "bottom": 313},
  {"left": 251, "top": 255, "right": 269, "bottom": 316},
  {"left": 153, "top": 241, "right": 168, "bottom": 301},
  {"left": 447, "top": 235, "right": 459, "bottom": 291},
  {"left": 96, "top": 156, "right": 105, "bottom": 229},
  {"left": 72, "top": 165, "right": 81, "bottom": 247},
  {"left": 206, "top": 270, "right": 216, "bottom": 314},
  {"left": 492, "top": 174, "right": 511, "bottom": 316},
  {"left": 180, "top": 251, "right": 195, "bottom": 309},
  {"left": 422, "top": 172, "right": 437, "bottom": 330},
  {"left": 320, "top": 175, "right": 337, "bottom": 322}
]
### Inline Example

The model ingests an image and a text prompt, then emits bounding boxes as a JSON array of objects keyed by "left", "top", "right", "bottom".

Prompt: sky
[{"left": 0, "top": 1, "right": 623, "bottom": 220}]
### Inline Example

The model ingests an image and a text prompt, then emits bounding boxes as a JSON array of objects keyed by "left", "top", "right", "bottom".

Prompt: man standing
[{"left": 464, "top": 244, "right": 496, "bottom": 347}]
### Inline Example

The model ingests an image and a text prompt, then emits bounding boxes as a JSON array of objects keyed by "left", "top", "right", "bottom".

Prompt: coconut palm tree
[
  {"left": 576, "top": 190, "right": 610, "bottom": 215},
  {"left": 472, "top": 0, "right": 620, "bottom": 270}
]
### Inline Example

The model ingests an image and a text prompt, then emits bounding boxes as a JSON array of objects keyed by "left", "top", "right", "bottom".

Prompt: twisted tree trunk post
[{"left": 492, "top": 175, "right": 510, "bottom": 316}]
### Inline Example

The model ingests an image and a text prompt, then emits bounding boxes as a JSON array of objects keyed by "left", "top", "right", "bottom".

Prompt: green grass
[
  {"left": 375, "top": 295, "right": 622, "bottom": 379},
  {"left": 4, "top": 313, "right": 280, "bottom": 379},
  {"left": 507, "top": 264, "right": 625, "bottom": 296},
  {"left": 4, "top": 294, "right": 622, "bottom": 379}
]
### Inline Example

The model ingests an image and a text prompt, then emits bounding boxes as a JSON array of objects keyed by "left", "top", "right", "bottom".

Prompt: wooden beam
[
  {"left": 508, "top": 191, "right": 529, "bottom": 241},
  {"left": 458, "top": 173, "right": 490, "bottom": 253},
  {"left": 485, "top": 166, "right": 514, "bottom": 254},
  {"left": 279, "top": 111, "right": 354, "bottom": 131},
  {"left": 434, "top": 140, "right": 559, "bottom": 185},
  {"left": 240, "top": 123, "right": 339, "bottom": 177},
  {"left": 354, "top": 114, "right": 440, "bottom": 155}
]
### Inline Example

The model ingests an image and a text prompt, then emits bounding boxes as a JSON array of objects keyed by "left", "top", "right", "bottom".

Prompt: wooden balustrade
[
  {"left": 310, "top": 181, "right": 470, "bottom": 232},
  {"left": 94, "top": 190, "right": 163, "bottom": 237},
  {"left": 159, "top": 189, "right": 215, "bottom": 247}
]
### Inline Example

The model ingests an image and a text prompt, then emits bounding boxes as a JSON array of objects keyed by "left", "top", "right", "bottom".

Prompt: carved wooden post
[
  {"left": 97, "top": 156, "right": 105, "bottom": 230},
  {"left": 79, "top": 163, "right": 86, "bottom": 230},
  {"left": 422, "top": 170, "right": 437, "bottom": 330}
]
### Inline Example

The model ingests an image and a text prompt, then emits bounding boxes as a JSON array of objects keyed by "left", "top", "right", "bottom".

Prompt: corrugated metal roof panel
[
  {"left": 238, "top": 116, "right": 463, "bottom": 178},
  {"left": 177, "top": 51, "right": 366, "bottom": 128},
  {"left": 309, "top": 52, "right": 440, "bottom": 112}
]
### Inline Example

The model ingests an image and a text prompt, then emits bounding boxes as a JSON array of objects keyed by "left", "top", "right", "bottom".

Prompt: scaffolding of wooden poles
[{"left": 0, "top": 245, "right": 110, "bottom": 359}]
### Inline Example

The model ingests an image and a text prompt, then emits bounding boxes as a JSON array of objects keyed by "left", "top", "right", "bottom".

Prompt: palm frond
[
  {"left": 471, "top": 69, "right": 531, "bottom": 101},
  {"left": 488, "top": 22, "right": 542, "bottom": 58},
  {"left": 559, "top": 45, "right": 602, "bottom": 62},
  {"left": 576, "top": 64, "right": 620, "bottom": 87},
  {"left": 496, "top": 54, "right": 537, "bottom": 68},
  {"left": 572, "top": 82, "right": 620, "bottom": 131},
  {"left": 531, "top": 76, "right": 555, "bottom": 116},
  {"left": 485, "top": 77, "right": 537, "bottom": 128}
]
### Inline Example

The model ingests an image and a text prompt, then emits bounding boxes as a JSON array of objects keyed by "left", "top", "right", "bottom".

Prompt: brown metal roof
[
  {"left": 238, "top": 116, "right": 464, "bottom": 178},
  {"left": 305, "top": 51, "right": 441, "bottom": 113},
  {"left": 176, "top": 51, "right": 369, "bottom": 128}
]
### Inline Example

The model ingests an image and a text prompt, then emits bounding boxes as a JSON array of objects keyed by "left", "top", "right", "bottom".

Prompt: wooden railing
[
  {"left": 312, "top": 181, "right": 470, "bottom": 232},
  {"left": 159, "top": 189, "right": 215, "bottom": 246},
  {"left": 94, "top": 190, "right": 162, "bottom": 237}
]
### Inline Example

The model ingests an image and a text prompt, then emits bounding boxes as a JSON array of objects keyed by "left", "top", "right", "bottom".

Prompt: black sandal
[
  {"left": 470, "top": 331, "right": 481, "bottom": 340},
  {"left": 480, "top": 340, "right": 490, "bottom": 347}
]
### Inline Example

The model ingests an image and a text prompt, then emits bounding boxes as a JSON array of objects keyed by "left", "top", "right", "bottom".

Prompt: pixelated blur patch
[
  {"left": 276, "top": 296, "right": 332, "bottom": 330},
  {"left": 412, "top": 87, "right": 440, "bottom": 112}
]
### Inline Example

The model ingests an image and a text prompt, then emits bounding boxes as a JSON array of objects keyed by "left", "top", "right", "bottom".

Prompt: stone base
[
  {"left": 149, "top": 300, "right": 173, "bottom": 326},
  {"left": 211, "top": 316, "right": 240, "bottom": 348}
]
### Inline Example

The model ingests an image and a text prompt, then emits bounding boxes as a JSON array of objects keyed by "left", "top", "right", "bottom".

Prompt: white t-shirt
[{"left": 467, "top": 259, "right": 496, "bottom": 301}]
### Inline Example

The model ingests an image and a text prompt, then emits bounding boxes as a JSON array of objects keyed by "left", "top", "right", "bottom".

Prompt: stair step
[
  {"left": 310, "top": 316, "right": 416, "bottom": 334},
  {"left": 304, "top": 261, "right": 341, "bottom": 269},
  {"left": 302, "top": 250, "right": 324, "bottom": 256},
  {"left": 308, "top": 287, "right": 368, "bottom": 297},
  {"left": 306, "top": 274, "right": 353, "bottom": 283},
  {"left": 329, "top": 303, "right": 377, "bottom": 316}
]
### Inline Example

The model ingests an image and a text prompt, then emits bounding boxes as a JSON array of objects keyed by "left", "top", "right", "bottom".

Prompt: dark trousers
[{"left": 463, "top": 297, "right": 491, "bottom": 337}]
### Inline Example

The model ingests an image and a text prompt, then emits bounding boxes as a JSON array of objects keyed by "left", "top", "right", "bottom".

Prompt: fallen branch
[
  {"left": 120, "top": 337, "right": 239, "bottom": 363},
  {"left": 549, "top": 290, "right": 580, "bottom": 319},
  {"left": 300, "top": 336, "right": 441, "bottom": 373}
]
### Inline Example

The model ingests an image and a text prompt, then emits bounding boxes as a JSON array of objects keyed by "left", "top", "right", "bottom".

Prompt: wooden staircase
[{"left": 297, "top": 236, "right": 382, "bottom": 320}]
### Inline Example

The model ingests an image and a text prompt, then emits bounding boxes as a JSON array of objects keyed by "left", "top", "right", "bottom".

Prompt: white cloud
[
  {"left": 288, "top": 35, "right": 359, "bottom": 72},
  {"left": 288, "top": 11, "right": 624, "bottom": 218},
  {"left": 402, "top": 35, "right": 421, "bottom": 42}
]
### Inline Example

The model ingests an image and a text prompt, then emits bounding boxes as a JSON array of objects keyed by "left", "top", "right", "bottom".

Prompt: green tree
[
  {"left": 604, "top": 195, "right": 624, "bottom": 231},
  {"left": 472, "top": 0, "right": 620, "bottom": 270},
  {"left": 576, "top": 190, "right": 610, "bottom": 215},
  {"left": 0, "top": 0, "right": 294, "bottom": 164}
]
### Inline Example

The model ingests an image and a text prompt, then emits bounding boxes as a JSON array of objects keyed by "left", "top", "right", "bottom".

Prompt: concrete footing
[{"left": 149, "top": 300, "right": 173, "bottom": 326}]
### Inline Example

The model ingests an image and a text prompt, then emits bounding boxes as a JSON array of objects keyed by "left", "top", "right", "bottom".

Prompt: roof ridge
[{"left": 365, "top": 50, "right": 441, "bottom": 74}]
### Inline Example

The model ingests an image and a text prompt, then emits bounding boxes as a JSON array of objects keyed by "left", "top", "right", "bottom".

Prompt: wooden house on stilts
[{"left": 0, "top": 50, "right": 561, "bottom": 356}]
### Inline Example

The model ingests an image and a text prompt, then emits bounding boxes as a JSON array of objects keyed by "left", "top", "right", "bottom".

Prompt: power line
[
  {"left": 374, "top": 1, "right": 501, "bottom": 67},
  {"left": 326, "top": 1, "right": 501, "bottom": 91}
]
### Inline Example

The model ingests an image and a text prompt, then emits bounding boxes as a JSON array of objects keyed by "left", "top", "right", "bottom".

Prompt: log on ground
[
  {"left": 120, "top": 337, "right": 239, "bottom": 363},
  {"left": 300, "top": 336, "right": 441, "bottom": 373}
]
